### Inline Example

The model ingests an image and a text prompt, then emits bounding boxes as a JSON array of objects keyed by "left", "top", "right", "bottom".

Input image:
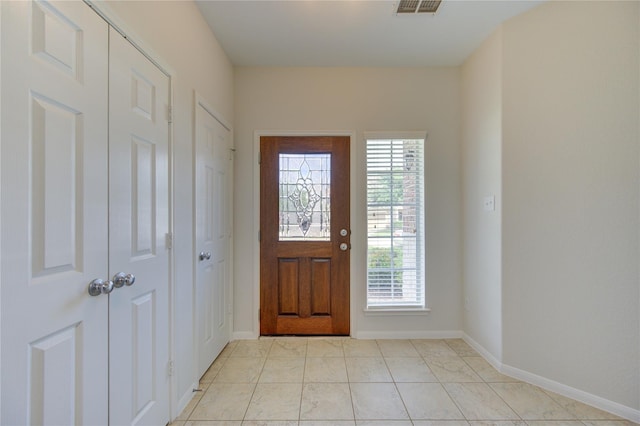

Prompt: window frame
[{"left": 363, "top": 131, "right": 427, "bottom": 312}]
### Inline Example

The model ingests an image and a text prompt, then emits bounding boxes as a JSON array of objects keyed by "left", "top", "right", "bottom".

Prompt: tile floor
[{"left": 172, "top": 338, "right": 637, "bottom": 426}]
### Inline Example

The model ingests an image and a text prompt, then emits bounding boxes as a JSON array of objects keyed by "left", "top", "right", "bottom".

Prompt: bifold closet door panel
[
  {"left": 107, "top": 26, "right": 172, "bottom": 426},
  {"left": 0, "top": 1, "right": 110, "bottom": 425}
]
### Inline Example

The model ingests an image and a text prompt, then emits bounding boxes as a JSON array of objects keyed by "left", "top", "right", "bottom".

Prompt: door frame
[
  {"left": 251, "top": 131, "right": 357, "bottom": 339},
  {"left": 82, "top": 1, "right": 179, "bottom": 420}
]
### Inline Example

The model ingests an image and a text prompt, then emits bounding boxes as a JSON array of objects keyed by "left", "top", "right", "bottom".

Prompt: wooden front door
[{"left": 260, "top": 136, "right": 350, "bottom": 335}]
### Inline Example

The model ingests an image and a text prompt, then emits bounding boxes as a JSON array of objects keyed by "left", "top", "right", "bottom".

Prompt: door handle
[
  {"left": 113, "top": 272, "right": 136, "bottom": 288},
  {"left": 88, "top": 279, "right": 114, "bottom": 296},
  {"left": 199, "top": 251, "right": 212, "bottom": 261}
]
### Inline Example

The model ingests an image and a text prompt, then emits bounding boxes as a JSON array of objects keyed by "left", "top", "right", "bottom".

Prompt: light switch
[{"left": 483, "top": 195, "right": 495, "bottom": 212}]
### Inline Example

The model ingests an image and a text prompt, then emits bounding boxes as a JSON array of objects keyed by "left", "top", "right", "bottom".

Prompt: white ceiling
[{"left": 195, "top": 0, "right": 543, "bottom": 67}]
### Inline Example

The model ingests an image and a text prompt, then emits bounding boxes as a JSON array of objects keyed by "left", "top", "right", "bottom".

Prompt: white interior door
[
  {"left": 0, "top": 1, "right": 109, "bottom": 424},
  {"left": 195, "top": 98, "right": 232, "bottom": 378},
  {"left": 108, "top": 28, "right": 171, "bottom": 426}
]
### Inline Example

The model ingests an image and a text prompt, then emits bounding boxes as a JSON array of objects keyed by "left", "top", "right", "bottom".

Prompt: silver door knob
[
  {"left": 339, "top": 243, "right": 348, "bottom": 251},
  {"left": 88, "top": 279, "right": 114, "bottom": 296},
  {"left": 199, "top": 251, "right": 212, "bottom": 261},
  {"left": 113, "top": 272, "right": 136, "bottom": 288}
]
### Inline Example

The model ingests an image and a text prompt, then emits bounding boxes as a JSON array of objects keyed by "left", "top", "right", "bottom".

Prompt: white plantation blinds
[{"left": 366, "top": 138, "right": 425, "bottom": 308}]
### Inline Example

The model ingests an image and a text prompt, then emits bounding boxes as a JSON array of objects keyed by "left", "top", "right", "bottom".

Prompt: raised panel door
[
  {"left": 0, "top": 1, "right": 109, "bottom": 424},
  {"left": 107, "top": 27, "right": 171, "bottom": 426},
  {"left": 195, "top": 98, "right": 232, "bottom": 378},
  {"left": 260, "top": 136, "right": 350, "bottom": 335}
]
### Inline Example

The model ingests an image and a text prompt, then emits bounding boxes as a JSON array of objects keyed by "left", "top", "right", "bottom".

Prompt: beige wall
[
  {"left": 461, "top": 28, "right": 503, "bottom": 361},
  {"left": 461, "top": 0, "right": 639, "bottom": 415},
  {"left": 233, "top": 67, "right": 463, "bottom": 337},
  {"left": 96, "top": 0, "right": 234, "bottom": 414},
  {"left": 501, "top": 0, "right": 639, "bottom": 412}
]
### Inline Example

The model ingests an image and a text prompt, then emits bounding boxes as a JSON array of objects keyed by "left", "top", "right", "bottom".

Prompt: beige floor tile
[
  {"left": 232, "top": 340, "right": 273, "bottom": 358},
  {"left": 197, "top": 382, "right": 212, "bottom": 393},
  {"left": 425, "top": 356, "right": 483, "bottom": 382},
  {"left": 443, "top": 383, "right": 520, "bottom": 421},
  {"left": 269, "top": 339, "right": 308, "bottom": 358},
  {"left": 412, "top": 340, "right": 459, "bottom": 358},
  {"left": 190, "top": 383, "right": 256, "bottom": 420},
  {"left": 244, "top": 383, "right": 302, "bottom": 421},
  {"left": 177, "top": 337, "right": 634, "bottom": 426},
  {"left": 542, "top": 391, "right": 623, "bottom": 420},
  {"left": 468, "top": 422, "right": 525, "bottom": 426},
  {"left": 350, "top": 383, "right": 409, "bottom": 420},
  {"left": 343, "top": 340, "right": 382, "bottom": 357},
  {"left": 218, "top": 341, "right": 239, "bottom": 359},
  {"left": 346, "top": 357, "right": 393, "bottom": 382},
  {"left": 490, "top": 383, "right": 575, "bottom": 420},
  {"left": 385, "top": 357, "right": 438, "bottom": 382},
  {"left": 300, "top": 382, "right": 354, "bottom": 420},
  {"left": 396, "top": 382, "right": 464, "bottom": 420},
  {"left": 176, "top": 390, "right": 207, "bottom": 420},
  {"left": 463, "top": 357, "right": 519, "bottom": 383},
  {"left": 445, "top": 339, "right": 479, "bottom": 356},
  {"left": 259, "top": 357, "right": 305, "bottom": 383},
  {"left": 201, "top": 358, "right": 228, "bottom": 383},
  {"left": 214, "top": 357, "right": 266, "bottom": 383},
  {"left": 304, "top": 357, "right": 348, "bottom": 382},
  {"left": 377, "top": 339, "right": 420, "bottom": 357},
  {"left": 307, "top": 339, "right": 345, "bottom": 357}
]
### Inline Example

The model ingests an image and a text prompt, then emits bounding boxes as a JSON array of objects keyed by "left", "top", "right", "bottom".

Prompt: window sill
[{"left": 363, "top": 307, "right": 431, "bottom": 316}]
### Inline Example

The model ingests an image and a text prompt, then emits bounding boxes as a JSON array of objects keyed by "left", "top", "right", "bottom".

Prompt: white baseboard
[
  {"left": 231, "top": 330, "right": 464, "bottom": 340},
  {"left": 354, "top": 330, "right": 463, "bottom": 340},
  {"left": 462, "top": 333, "right": 640, "bottom": 423},
  {"left": 174, "top": 381, "right": 199, "bottom": 421},
  {"left": 501, "top": 363, "right": 640, "bottom": 423},
  {"left": 462, "top": 333, "right": 503, "bottom": 371},
  {"left": 231, "top": 331, "right": 258, "bottom": 340}
]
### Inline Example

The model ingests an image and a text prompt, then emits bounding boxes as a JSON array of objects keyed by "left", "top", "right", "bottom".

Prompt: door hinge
[
  {"left": 167, "top": 105, "right": 173, "bottom": 123},
  {"left": 168, "top": 360, "right": 175, "bottom": 377},
  {"left": 165, "top": 232, "right": 173, "bottom": 249},
  {"left": 258, "top": 151, "right": 261, "bottom": 165},
  {"left": 258, "top": 230, "right": 261, "bottom": 242}
]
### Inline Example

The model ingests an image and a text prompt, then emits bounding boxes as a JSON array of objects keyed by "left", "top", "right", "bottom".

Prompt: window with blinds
[{"left": 366, "top": 137, "right": 425, "bottom": 308}]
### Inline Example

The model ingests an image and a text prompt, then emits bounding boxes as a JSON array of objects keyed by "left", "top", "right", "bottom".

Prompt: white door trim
[{"left": 250, "top": 130, "right": 357, "bottom": 340}]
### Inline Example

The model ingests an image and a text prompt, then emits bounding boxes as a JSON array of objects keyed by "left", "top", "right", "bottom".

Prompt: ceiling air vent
[{"left": 397, "top": 0, "right": 442, "bottom": 14}]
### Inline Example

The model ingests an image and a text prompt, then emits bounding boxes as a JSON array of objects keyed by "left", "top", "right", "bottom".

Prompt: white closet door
[
  {"left": 107, "top": 27, "right": 171, "bottom": 426},
  {"left": 0, "top": 1, "right": 109, "bottom": 425},
  {"left": 195, "top": 99, "right": 232, "bottom": 378}
]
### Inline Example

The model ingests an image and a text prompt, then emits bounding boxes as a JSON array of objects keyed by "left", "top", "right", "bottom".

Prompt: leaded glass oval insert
[{"left": 279, "top": 153, "right": 331, "bottom": 241}]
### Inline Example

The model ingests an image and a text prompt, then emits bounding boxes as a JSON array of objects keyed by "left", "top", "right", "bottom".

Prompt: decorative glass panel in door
[{"left": 279, "top": 153, "right": 331, "bottom": 241}]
